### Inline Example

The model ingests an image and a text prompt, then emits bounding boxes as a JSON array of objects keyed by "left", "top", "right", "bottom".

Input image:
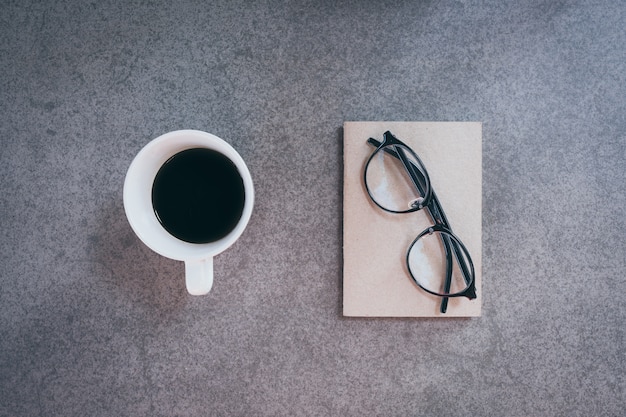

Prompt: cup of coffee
[{"left": 123, "top": 130, "right": 254, "bottom": 295}]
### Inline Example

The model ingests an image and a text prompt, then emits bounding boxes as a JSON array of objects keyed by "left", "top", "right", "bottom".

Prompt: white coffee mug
[{"left": 123, "top": 130, "right": 254, "bottom": 295}]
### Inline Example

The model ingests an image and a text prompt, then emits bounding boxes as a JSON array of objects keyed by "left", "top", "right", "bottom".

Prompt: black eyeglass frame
[{"left": 364, "top": 131, "right": 477, "bottom": 313}]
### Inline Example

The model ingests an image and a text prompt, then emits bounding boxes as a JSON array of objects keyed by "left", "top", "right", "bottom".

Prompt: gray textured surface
[{"left": 1, "top": 0, "right": 624, "bottom": 416}]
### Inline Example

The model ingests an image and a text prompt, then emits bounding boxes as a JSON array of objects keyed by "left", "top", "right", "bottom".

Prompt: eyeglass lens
[
  {"left": 407, "top": 229, "right": 472, "bottom": 296},
  {"left": 365, "top": 144, "right": 428, "bottom": 213}
]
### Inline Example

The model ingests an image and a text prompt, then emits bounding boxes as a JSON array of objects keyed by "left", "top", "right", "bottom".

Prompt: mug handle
[{"left": 184, "top": 258, "right": 214, "bottom": 295}]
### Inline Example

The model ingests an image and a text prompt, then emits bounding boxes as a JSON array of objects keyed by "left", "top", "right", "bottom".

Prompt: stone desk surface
[{"left": 1, "top": 1, "right": 624, "bottom": 416}]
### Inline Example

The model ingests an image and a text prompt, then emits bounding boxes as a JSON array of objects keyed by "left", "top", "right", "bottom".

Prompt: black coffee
[{"left": 152, "top": 148, "right": 245, "bottom": 244}]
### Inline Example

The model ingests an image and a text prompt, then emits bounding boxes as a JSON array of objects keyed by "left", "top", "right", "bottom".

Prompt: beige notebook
[{"left": 343, "top": 121, "right": 482, "bottom": 317}]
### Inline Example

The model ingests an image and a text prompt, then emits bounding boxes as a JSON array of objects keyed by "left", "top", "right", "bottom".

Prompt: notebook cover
[{"left": 343, "top": 121, "right": 482, "bottom": 317}]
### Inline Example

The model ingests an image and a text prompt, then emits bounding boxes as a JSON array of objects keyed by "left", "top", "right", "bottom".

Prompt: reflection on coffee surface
[{"left": 152, "top": 148, "right": 245, "bottom": 244}]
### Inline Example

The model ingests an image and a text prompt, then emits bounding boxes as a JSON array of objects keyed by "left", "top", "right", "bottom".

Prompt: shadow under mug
[{"left": 123, "top": 130, "right": 254, "bottom": 295}]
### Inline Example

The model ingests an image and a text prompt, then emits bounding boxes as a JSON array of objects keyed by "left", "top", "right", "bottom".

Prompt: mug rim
[{"left": 123, "top": 129, "right": 254, "bottom": 261}]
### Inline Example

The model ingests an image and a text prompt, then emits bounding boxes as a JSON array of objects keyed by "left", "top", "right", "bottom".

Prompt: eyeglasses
[{"left": 364, "top": 131, "right": 476, "bottom": 314}]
